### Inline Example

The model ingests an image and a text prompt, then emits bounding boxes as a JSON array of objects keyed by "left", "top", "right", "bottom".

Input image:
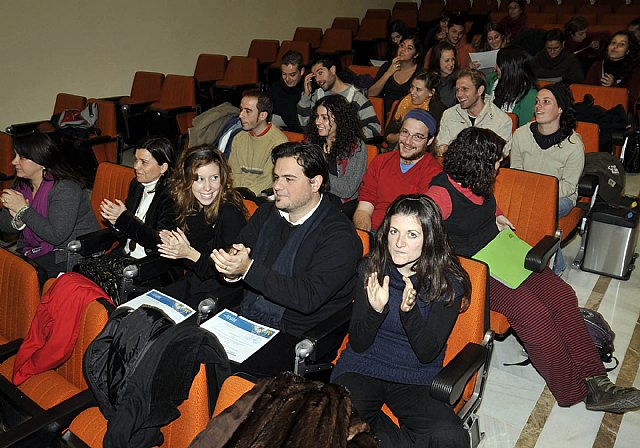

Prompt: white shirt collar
[{"left": 277, "top": 194, "right": 323, "bottom": 226}]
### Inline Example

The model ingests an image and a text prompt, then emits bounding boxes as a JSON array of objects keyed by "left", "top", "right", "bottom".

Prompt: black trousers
[{"left": 333, "top": 372, "right": 469, "bottom": 448}]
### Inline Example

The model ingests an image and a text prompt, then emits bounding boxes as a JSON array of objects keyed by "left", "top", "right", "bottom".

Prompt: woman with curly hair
[
  {"left": 305, "top": 95, "right": 367, "bottom": 211},
  {"left": 158, "top": 145, "right": 247, "bottom": 308},
  {"left": 486, "top": 46, "right": 538, "bottom": 126},
  {"left": 427, "top": 127, "right": 640, "bottom": 414},
  {"left": 585, "top": 31, "right": 640, "bottom": 113},
  {"left": 332, "top": 194, "right": 471, "bottom": 447},
  {"left": 427, "top": 41, "right": 457, "bottom": 108}
]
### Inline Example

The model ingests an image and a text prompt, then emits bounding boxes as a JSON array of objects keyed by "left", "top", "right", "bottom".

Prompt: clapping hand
[
  {"left": 157, "top": 228, "right": 200, "bottom": 262},
  {"left": 100, "top": 198, "right": 126, "bottom": 225},
  {"left": 400, "top": 276, "right": 417, "bottom": 313},
  {"left": 366, "top": 272, "right": 389, "bottom": 313},
  {"left": 211, "top": 244, "right": 252, "bottom": 279}
]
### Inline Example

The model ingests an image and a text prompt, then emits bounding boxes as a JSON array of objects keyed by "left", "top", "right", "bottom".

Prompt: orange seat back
[
  {"left": 248, "top": 39, "right": 280, "bottom": 65},
  {"left": 506, "top": 112, "right": 518, "bottom": 133},
  {"left": 366, "top": 144, "right": 378, "bottom": 167},
  {"left": 243, "top": 198, "right": 259, "bottom": 217},
  {"left": 0, "top": 248, "right": 41, "bottom": 344},
  {"left": 368, "top": 96, "right": 385, "bottom": 133},
  {"left": 317, "top": 28, "right": 353, "bottom": 53},
  {"left": 194, "top": 54, "right": 227, "bottom": 84},
  {"left": 218, "top": 56, "right": 259, "bottom": 87},
  {"left": 272, "top": 40, "right": 311, "bottom": 68},
  {"left": 293, "top": 28, "right": 323, "bottom": 50},
  {"left": 213, "top": 375, "right": 256, "bottom": 417},
  {"left": 494, "top": 168, "right": 558, "bottom": 247},
  {"left": 157, "top": 74, "right": 196, "bottom": 108},
  {"left": 0, "top": 132, "right": 14, "bottom": 190},
  {"left": 576, "top": 121, "right": 600, "bottom": 153},
  {"left": 127, "top": 71, "right": 165, "bottom": 103},
  {"left": 88, "top": 99, "right": 119, "bottom": 163},
  {"left": 52, "top": 93, "right": 87, "bottom": 115},
  {"left": 356, "top": 228, "right": 371, "bottom": 256},
  {"left": 282, "top": 130, "right": 305, "bottom": 142},
  {"left": 332, "top": 17, "right": 360, "bottom": 36},
  {"left": 365, "top": 9, "right": 391, "bottom": 21},
  {"left": 348, "top": 65, "right": 379, "bottom": 78},
  {"left": 91, "top": 162, "right": 135, "bottom": 228},
  {"left": 570, "top": 83, "right": 628, "bottom": 113}
]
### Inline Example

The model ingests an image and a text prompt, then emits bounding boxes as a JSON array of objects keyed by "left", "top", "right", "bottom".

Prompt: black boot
[{"left": 585, "top": 375, "right": 640, "bottom": 414}]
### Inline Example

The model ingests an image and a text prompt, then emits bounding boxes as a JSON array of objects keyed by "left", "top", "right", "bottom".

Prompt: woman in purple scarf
[{"left": 0, "top": 132, "right": 98, "bottom": 277}]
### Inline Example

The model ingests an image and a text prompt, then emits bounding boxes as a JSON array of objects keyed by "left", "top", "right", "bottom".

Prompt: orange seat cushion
[
  {"left": 490, "top": 311, "right": 511, "bottom": 336},
  {"left": 0, "top": 355, "right": 81, "bottom": 410},
  {"left": 68, "top": 407, "right": 107, "bottom": 447}
]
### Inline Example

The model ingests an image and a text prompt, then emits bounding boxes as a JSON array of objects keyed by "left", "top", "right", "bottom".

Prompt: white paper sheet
[
  {"left": 469, "top": 50, "right": 498, "bottom": 70},
  {"left": 200, "top": 310, "right": 279, "bottom": 363},
  {"left": 121, "top": 289, "right": 195, "bottom": 323}
]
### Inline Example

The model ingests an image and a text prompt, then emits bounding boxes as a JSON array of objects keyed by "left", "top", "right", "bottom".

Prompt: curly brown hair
[
  {"left": 305, "top": 94, "right": 364, "bottom": 165},
  {"left": 170, "top": 145, "right": 246, "bottom": 231},
  {"left": 442, "top": 128, "right": 506, "bottom": 198}
]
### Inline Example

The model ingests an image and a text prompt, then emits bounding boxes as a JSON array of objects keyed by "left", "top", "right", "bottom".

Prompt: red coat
[{"left": 12, "top": 273, "right": 113, "bottom": 386}]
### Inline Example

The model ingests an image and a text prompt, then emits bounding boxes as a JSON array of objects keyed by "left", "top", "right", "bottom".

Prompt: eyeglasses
[{"left": 399, "top": 128, "right": 428, "bottom": 143}]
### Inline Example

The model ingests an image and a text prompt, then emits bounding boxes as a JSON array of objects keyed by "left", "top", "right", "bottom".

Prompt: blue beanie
[{"left": 403, "top": 109, "right": 437, "bottom": 135}]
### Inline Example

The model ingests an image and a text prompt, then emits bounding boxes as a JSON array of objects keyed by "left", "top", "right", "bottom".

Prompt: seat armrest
[
  {"left": 525, "top": 235, "right": 560, "bottom": 272},
  {"left": 121, "top": 100, "right": 156, "bottom": 114},
  {"left": 0, "top": 389, "right": 95, "bottom": 447},
  {"left": 84, "top": 135, "right": 119, "bottom": 146},
  {"left": 300, "top": 303, "right": 352, "bottom": 362},
  {"left": 6, "top": 120, "right": 48, "bottom": 135},
  {"left": 148, "top": 105, "right": 197, "bottom": 116},
  {"left": 69, "top": 228, "right": 118, "bottom": 257},
  {"left": 0, "top": 338, "right": 22, "bottom": 363},
  {"left": 578, "top": 174, "right": 598, "bottom": 197},
  {"left": 98, "top": 95, "right": 125, "bottom": 102},
  {"left": 430, "top": 342, "right": 488, "bottom": 406}
]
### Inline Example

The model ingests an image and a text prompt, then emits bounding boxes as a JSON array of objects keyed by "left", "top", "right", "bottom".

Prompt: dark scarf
[
  {"left": 239, "top": 196, "right": 331, "bottom": 330},
  {"left": 15, "top": 176, "right": 55, "bottom": 257},
  {"left": 530, "top": 122, "right": 564, "bottom": 150},
  {"left": 603, "top": 58, "right": 627, "bottom": 85}
]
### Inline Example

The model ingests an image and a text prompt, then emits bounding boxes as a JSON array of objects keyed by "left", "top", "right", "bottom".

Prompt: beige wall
[{"left": 0, "top": 0, "right": 408, "bottom": 129}]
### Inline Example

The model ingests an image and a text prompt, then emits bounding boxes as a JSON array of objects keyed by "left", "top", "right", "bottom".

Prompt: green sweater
[{"left": 486, "top": 72, "right": 537, "bottom": 126}]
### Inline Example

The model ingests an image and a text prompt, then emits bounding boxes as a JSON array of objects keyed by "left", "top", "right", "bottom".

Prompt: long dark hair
[
  {"left": 606, "top": 31, "right": 640, "bottom": 82},
  {"left": 13, "top": 132, "right": 91, "bottom": 189},
  {"left": 170, "top": 145, "right": 246, "bottom": 230},
  {"left": 305, "top": 95, "right": 363, "bottom": 165},
  {"left": 443, "top": 128, "right": 506, "bottom": 198},
  {"left": 493, "top": 46, "right": 538, "bottom": 109},
  {"left": 428, "top": 41, "right": 457, "bottom": 75},
  {"left": 369, "top": 194, "right": 471, "bottom": 309}
]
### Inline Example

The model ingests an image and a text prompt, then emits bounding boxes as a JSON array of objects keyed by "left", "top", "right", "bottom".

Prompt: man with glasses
[
  {"left": 436, "top": 69, "right": 513, "bottom": 157},
  {"left": 353, "top": 110, "right": 442, "bottom": 232},
  {"left": 531, "top": 29, "right": 585, "bottom": 84}
]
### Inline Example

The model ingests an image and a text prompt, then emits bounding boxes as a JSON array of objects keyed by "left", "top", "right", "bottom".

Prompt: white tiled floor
[{"left": 477, "top": 174, "right": 640, "bottom": 448}]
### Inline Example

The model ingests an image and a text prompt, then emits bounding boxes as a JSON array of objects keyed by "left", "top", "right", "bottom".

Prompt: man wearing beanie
[
  {"left": 510, "top": 83, "right": 585, "bottom": 274},
  {"left": 353, "top": 109, "right": 442, "bottom": 231},
  {"left": 436, "top": 69, "right": 513, "bottom": 157}
]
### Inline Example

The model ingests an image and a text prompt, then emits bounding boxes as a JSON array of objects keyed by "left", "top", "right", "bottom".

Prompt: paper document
[
  {"left": 121, "top": 289, "right": 195, "bottom": 323},
  {"left": 200, "top": 310, "right": 279, "bottom": 363},
  {"left": 469, "top": 50, "right": 498, "bottom": 70},
  {"left": 370, "top": 59, "right": 386, "bottom": 67},
  {"left": 472, "top": 228, "right": 533, "bottom": 289}
]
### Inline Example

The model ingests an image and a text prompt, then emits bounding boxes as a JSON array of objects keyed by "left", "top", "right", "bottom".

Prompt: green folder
[{"left": 472, "top": 228, "right": 533, "bottom": 289}]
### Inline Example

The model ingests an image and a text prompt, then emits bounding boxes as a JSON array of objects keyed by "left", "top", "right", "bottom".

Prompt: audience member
[
  {"left": 531, "top": 29, "right": 584, "bottom": 83},
  {"left": 297, "top": 57, "right": 381, "bottom": 139},
  {"left": 498, "top": 0, "right": 529, "bottom": 42},
  {"left": 386, "top": 71, "right": 445, "bottom": 145},
  {"left": 487, "top": 46, "right": 538, "bottom": 126},
  {"left": 424, "top": 16, "right": 473, "bottom": 70},
  {"left": 478, "top": 21, "right": 507, "bottom": 52},
  {"left": 0, "top": 132, "right": 98, "bottom": 278},
  {"left": 428, "top": 127, "right": 640, "bottom": 414},
  {"left": 304, "top": 95, "right": 367, "bottom": 213},
  {"left": 159, "top": 146, "right": 247, "bottom": 309},
  {"left": 427, "top": 41, "right": 458, "bottom": 108},
  {"left": 228, "top": 89, "right": 288, "bottom": 197},
  {"left": 78, "top": 136, "right": 177, "bottom": 303},
  {"left": 332, "top": 194, "right": 471, "bottom": 447},
  {"left": 423, "top": 11, "right": 451, "bottom": 52},
  {"left": 368, "top": 35, "right": 423, "bottom": 115},
  {"left": 628, "top": 17, "right": 640, "bottom": 44},
  {"left": 436, "top": 69, "right": 512, "bottom": 157},
  {"left": 268, "top": 50, "right": 306, "bottom": 132},
  {"left": 385, "top": 20, "right": 409, "bottom": 61},
  {"left": 564, "top": 16, "right": 603, "bottom": 75},
  {"left": 353, "top": 110, "right": 442, "bottom": 232},
  {"left": 585, "top": 31, "right": 640, "bottom": 114},
  {"left": 511, "top": 84, "right": 584, "bottom": 274},
  {"left": 211, "top": 142, "right": 362, "bottom": 338}
]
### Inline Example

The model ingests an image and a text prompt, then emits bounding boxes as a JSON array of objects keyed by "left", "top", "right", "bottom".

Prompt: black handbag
[
  {"left": 77, "top": 253, "right": 136, "bottom": 305},
  {"left": 621, "top": 131, "right": 640, "bottom": 174}
]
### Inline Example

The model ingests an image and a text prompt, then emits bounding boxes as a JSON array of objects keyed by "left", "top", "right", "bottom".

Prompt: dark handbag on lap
[{"left": 78, "top": 253, "right": 136, "bottom": 305}]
